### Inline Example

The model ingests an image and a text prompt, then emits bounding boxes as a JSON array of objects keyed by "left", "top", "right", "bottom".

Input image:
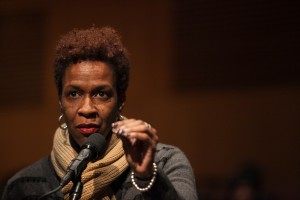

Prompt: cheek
[
  {"left": 100, "top": 106, "right": 119, "bottom": 137},
  {"left": 101, "top": 106, "right": 119, "bottom": 129},
  {"left": 62, "top": 105, "right": 77, "bottom": 122},
  {"left": 102, "top": 105, "right": 119, "bottom": 120}
]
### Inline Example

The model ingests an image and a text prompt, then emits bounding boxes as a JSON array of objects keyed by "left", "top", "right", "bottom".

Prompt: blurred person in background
[{"left": 225, "top": 164, "right": 275, "bottom": 200}]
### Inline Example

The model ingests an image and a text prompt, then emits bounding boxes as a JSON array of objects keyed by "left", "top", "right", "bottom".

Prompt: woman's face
[{"left": 61, "top": 60, "right": 119, "bottom": 146}]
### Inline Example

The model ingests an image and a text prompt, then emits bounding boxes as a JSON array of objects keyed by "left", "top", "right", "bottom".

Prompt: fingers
[{"left": 112, "top": 119, "right": 158, "bottom": 145}]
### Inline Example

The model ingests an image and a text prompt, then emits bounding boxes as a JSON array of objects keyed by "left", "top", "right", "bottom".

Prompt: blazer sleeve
[{"left": 139, "top": 144, "right": 199, "bottom": 200}]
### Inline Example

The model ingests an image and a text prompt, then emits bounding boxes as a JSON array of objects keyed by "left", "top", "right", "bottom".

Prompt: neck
[{"left": 69, "top": 133, "right": 81, "bottom": 153}]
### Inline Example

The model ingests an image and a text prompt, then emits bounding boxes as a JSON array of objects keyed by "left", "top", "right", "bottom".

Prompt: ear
[{"left": 59, "top": 101, "right": 64, "bottom": 112}]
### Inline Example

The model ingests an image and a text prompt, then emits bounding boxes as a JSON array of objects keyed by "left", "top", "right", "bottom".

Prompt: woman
[{"left": 2, "top": 27, "right": 198, "bottom": 200}]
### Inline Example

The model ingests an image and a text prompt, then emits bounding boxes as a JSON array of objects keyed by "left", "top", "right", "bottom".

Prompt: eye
[
  {"left": 69, "top": 91, "right": 80, "bottom": 98},
  {"left": 94, "top": 90, "right": 109, "bottom": 99},
  {"left": 96, "top": 91, "right": 107, "bottom": 97}
]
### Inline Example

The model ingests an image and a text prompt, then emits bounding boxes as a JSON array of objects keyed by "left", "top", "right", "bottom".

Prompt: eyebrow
[{"left": 64, "top": 84, "right": 113, "bottom": 91}]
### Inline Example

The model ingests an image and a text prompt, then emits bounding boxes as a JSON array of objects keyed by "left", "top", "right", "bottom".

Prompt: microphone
[{"left": 60, "top": 133, "right": 106, "bottom": 187}]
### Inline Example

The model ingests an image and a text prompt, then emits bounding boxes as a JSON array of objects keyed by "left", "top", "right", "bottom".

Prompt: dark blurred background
[{"left": 0, "top": 0, "right": 299, "bottom": 199}]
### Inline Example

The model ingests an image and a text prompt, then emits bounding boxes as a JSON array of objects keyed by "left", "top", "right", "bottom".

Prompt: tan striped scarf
[{"left": 50, "top": 127, "right": 129, "bottom": 200}]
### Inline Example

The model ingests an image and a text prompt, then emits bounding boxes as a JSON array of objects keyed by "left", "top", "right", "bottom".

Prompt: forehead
[{"left": 63, "top": 61, "right": 116, "bottom": 86}]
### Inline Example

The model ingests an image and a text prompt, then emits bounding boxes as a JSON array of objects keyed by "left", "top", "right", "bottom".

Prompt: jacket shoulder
[
  {"left": 9, "top": 156, "right": 51, "bottom": 180},
  {"left": 2, "top": 156, "right": 62, "bottom": 200},
  {"left": 155, "top": 143, "right": 188, "bottom": 162}
]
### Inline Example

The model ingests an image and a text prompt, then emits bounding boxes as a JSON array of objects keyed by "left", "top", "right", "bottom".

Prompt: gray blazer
[{"left": 2, "top": 143, "right": 198, "bottom": 200}]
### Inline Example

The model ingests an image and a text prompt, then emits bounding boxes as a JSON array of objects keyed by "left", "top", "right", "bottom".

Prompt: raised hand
[{"left": 112, "top": 118, "right": 159, "bottom": 179}]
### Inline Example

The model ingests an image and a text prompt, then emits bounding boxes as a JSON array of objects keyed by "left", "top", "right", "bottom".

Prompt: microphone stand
[{"left": 69, "top": 173, "right": 83, "bottom": 200}]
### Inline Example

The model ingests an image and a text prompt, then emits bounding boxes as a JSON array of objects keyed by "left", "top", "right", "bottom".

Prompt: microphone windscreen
[{"left": 82, "top": 133, "right": 106, "bottom": 158}]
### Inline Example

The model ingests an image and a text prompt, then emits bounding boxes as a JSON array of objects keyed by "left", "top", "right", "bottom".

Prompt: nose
[{"left": 78, "top": 96, "right": 97, "bottom": 118}]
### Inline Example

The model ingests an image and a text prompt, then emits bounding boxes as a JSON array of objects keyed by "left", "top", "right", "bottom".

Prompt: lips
[{"left": 76, "top": 124, "right": 100, "bottom": 135}]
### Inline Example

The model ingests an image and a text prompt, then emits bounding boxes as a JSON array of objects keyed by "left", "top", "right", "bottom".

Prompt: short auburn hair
[{"left": 53, "top": 26, "right": 130, "bottom": 102}]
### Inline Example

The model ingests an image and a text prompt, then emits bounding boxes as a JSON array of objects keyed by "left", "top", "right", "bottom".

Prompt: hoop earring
[
  {"left": 119, "top": 102, "right": 125, "bottom": 111},
  {"left": 119, "top": 115, "right": 125, "bottom": 121},
  {"left": 58, "top": 114, "right": 68, "bottom": 130}
]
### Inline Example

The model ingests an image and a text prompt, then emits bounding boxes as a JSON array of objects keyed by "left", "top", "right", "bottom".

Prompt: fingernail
[{"left": 117, "top": 128, "right": 123, "bottom": 135}]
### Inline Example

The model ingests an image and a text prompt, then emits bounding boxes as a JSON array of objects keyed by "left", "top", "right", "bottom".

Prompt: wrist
[
  {"left": 134, "top": 167, "right": 154, "bottom": 180},
  {"left": 131, "top": 163, "right": 157, "bottom": 192}
]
